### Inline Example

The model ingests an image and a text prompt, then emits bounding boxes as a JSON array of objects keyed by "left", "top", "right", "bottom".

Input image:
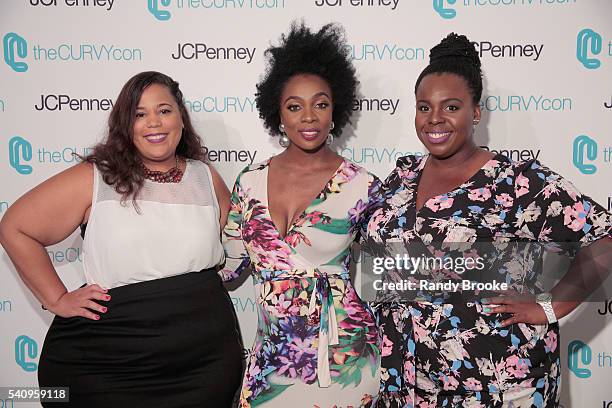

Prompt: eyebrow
[
  {"left": 416, "top": 97, "right": 463, "bottom": 104},
  {"left": 136, "top": 102, "right": 174, "bottom": 109},
  {"left": 283, "top": 91, "right": 331, "bottom": 104}
]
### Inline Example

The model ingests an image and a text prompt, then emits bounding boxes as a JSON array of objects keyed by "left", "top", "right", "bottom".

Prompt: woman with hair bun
[
  {"left": 221, "top": 22, "right": 381, "bottom": 407},
  {"left": 0, "top": 71, "right": 242, "bottom": 407},
  {"left": 367, "top": 34, "right": 612, "bottom": 407}
]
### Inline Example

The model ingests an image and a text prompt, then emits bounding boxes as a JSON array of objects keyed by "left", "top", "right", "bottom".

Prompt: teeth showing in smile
[
  {"left": 145, "top": 134, "right": 167, "bottom": 141},
  {"left": 301, "top": 131, "right": 318, "bottom": 137},
  {"left": 427, "top": 132, "right": 451, "bottom": 139}
]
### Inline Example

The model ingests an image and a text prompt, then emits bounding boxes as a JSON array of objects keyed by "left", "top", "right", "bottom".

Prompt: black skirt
[{"left": 38, "top": 269, "right": 243, "bottom": 408}]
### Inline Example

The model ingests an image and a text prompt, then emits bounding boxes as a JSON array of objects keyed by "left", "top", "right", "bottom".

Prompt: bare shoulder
[{"left": 1, "top": 161, "right": 95, "bottom": 245}]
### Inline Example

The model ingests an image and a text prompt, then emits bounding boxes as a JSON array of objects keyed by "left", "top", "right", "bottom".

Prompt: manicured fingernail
[
  {"left": 483, "top": 307, "right": 491, "bottom": 313},
  {"left": 94, "top": 315, "right": 100, "bottom": 320},
  {"left": 101, "top": 307, "right": 107, "bottom": 313},
  {"left": 481, "top": 298, "right": 489, "bottom": 304},
  {"left": 105, "top": 295, "right": 111, "bottom": 300}
]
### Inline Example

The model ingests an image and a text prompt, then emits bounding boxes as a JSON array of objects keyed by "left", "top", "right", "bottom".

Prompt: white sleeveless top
[{"left": 82, "top": 160, "right": 225, "bottom": 289}]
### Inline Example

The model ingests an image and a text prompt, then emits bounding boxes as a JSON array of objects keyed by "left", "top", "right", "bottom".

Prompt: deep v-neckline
[
  {"left": 413, "top": 153, "right": 500, "bottom": 213},
  {"left": 264, "top": 157, "right": 346, "bottom": 241}
]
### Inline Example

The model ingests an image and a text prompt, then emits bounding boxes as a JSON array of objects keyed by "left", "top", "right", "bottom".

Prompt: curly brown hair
[{"left": 85, "top": 71, "right": 205, "bottom": 203}]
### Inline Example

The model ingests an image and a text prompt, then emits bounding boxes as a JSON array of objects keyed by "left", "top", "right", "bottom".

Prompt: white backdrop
[{"left": 1, "top": 1, "right": 611, "bottom": 407}]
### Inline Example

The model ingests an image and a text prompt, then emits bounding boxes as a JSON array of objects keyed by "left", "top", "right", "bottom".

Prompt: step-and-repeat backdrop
[{"left": 1, "top": 1, "right": 611, "bottom": 407}]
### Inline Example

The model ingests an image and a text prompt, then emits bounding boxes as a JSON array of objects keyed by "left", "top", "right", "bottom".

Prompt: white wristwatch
[{"left": 536, "top": 292, "right": 557, "bottom": 324}]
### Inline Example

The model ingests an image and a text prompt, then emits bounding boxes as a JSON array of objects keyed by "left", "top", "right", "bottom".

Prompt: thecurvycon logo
[
  {"left": 15, "top": 335, "right": 38, "bottom": 372},
  {"left": 433, "top": 0, "right": 576, "bottom": 19},
  {"left": 3, "top": 32, "right": 142, "bottom": 73},
  {"left": 577, "top": 28, "right": 611, "bottom": 70},
  {"left": 148, "top": 0, "right": 286, "bottom": 21}
]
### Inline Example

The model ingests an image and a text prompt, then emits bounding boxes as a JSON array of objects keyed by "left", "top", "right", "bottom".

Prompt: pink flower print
[
  {"left": 272, "top": 294, "right": 293, "bottom": 318},
  {"left": 495, "top": 193, "right": 514, "bottom": 208},
  {"left": 563, "top": 202, "right": 587, "bottom": 232},
  {"left": 304, "top": 211, "right": 325, "bottom": 225},
  {"left": 381, "top": 334, "right": 394, "bottom": 357},
  {"left": 285, "top": 231, "right": 312, "bottom": 248},
  {"left": 544, "top": 330, "right": 558, "bottom": 353},
  {"left": 463, "top": 377, "right": 482, "bottom": 391},
  {"left": 468, "top": 187, "right": 492, "bottom": 202},
  {"left": 515, "top": 174, "right": 530, "bottom": 198},
  {"left": 440, "top": 373, "right": 459, "bottom": 391},
  {"left": 505, "top": 355, "right": 530, "bottom": 379},
  {"left": 425, "top": 195, "right": 454, "bottom": 212}
]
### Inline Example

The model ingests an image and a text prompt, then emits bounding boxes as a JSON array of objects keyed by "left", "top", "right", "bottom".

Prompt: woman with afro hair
[
  {"left": 220, "top": 22, "right": 382, "bottom": 407},
  {"left": 367, "top": 33, "right": 612, "bottom": 407}
]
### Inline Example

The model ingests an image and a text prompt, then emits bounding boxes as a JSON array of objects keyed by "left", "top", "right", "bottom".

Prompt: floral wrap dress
[
  {"left": 221, "top": 158, "right": 382, "bottom": 407},
  {"left": 367, "top": 154, "right": 612, "bottom": 408}
]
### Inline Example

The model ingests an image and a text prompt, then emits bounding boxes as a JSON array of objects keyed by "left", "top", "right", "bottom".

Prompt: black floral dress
[{"left": 366, "top": 154, "right": 612, "bottom": 408}]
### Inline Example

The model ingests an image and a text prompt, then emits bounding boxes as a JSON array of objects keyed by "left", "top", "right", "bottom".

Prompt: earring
[
  {"left": 473, "top": 120, "right": 480, "bottom": 125},
  {"left": 278, "top": 123, "right": 290, "bottom": 148},
  {"left": 325, "top": 122, "right": 335, "bottom": 145}
]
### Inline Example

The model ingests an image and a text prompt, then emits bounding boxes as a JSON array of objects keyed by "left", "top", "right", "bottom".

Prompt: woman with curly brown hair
[
  {"left": 0, "top": 71, "right": 242, "bottom": 407},
  {"left": 220, "top": 22, "right": 382, "bottom": 407}
]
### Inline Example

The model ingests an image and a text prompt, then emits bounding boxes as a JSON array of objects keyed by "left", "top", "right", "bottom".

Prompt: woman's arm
[{"left": 0, "top": 162, "right": 108, "bottom": 320}]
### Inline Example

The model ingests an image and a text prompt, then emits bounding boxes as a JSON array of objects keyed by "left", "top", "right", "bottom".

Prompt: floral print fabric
[
  {"left": 367, "top": 154, "right": 612, "bottom": 407},
  {"left": 221, "top": 158, "right": 382, "bottom": 407}
]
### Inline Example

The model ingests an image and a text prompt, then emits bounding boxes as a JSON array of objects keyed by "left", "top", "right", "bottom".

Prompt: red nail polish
[
  {"left": 95, "top": 315, "right": 100, "bottom": 320},
  {"left": 106, "top": 295, "right": 111, "bottom": 300},
  {"left": 102, "top": 307, "right": 107, "bottom": 313}
]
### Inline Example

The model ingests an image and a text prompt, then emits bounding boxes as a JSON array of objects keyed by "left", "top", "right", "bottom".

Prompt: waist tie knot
[{"left": 307, "top": 272, "right": 349, "bottom": 387}]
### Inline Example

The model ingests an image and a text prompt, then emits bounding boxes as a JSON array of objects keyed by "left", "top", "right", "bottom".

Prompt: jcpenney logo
[
  {"left": 353, "top": 97, "right": 400, "bottom": 115},
  {"left": 473, "top": 41, "right": 543, "bottom": 61},
  {"left": 29, "top": 0, "right": 115, "bottom": 11},
  {"left": 480, "top": 146, "right": 541, "bottom": 161},
  {"left": 35, "top": 94, "right": 114, "bottom": 111},
  {"left": 206, "top": 149, "right": 257, "bottom": 164},
  {"left": 171, "top": 43, "right": 255, "bottom": 63},
  {"left": 314, "top": 0, "right": 399, "bottom": 10}
]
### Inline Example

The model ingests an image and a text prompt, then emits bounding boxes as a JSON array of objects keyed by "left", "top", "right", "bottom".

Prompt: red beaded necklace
[{"left": 140, "top": 156, "right": 184, "bottom": 183}]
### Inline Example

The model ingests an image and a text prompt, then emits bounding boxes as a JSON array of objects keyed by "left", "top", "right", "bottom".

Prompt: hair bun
[{"left": 429, "top": 32, "right": 481, "bottom": 70}]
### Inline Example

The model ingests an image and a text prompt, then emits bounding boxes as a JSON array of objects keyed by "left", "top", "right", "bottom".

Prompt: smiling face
[
  {"left": 415, "top": 73, "right": 481, "bottom": 160},
  {"left": 132, "top": 83, "right": 183, "bottom": 171},
  {"left": 279, "top": 74, "right": 334, "bottom": 152}
]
